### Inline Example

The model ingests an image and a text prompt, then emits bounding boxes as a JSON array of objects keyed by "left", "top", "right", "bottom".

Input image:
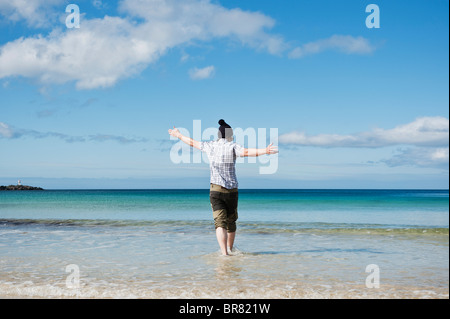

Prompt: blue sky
[{"left": 0, "top": 0, "right": 448, "bottom": 189}]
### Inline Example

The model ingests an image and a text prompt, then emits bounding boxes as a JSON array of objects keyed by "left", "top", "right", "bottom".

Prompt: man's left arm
[{"left": 240, "top": 143, "right": 278, "bottom": 157}]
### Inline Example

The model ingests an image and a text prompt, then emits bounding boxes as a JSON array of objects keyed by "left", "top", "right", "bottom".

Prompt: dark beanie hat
[{"left": 218, "top": 119, "right": 233, "bottom": 139}]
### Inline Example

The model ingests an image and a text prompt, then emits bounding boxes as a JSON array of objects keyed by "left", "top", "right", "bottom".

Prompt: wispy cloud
[
  {"left": 288, "top": 35, "right": 375, "bottom": 59},
  {"left": 382, "top": 147, "right": 449, "bottom": 169},
  {"left": 92, "top": 0, "right": 106, "bottom": 10},
  {"left": 189, "top": 66, "right": 215, "bottom": 80},
  {"left": 36, "top": 109, "right": 58, "bottom": 118},
  {"left": 0, "top": 121, "right": 148, "bottom": 144},
  {"left": 279, "top": 117, "right": 449, "bottom": 148},
  {"left": 0, "top": 122, "right": 14, "bottom": 138},
  {"left": 88, "top": 134, "right": 148, "bottom": 144}
]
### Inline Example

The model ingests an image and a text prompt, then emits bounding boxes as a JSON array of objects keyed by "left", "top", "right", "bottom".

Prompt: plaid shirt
[{"left": 200, "top": 139, "right": 244, "bottom": 189}]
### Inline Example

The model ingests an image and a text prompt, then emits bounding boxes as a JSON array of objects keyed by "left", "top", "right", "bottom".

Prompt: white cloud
[
  {"left": 288, "top": 35, "right": 375, "bottom": 59},
  {"left": 0, "top": 0, "right": 284, "bottom": 89},
  {"left": 279, "top": 117, "right": 449, "bottom": 148},
  {"left": 118, "top": 0, "right": 279, "bottom": 49},
  {"left": 0, "top": 0, "right": 63, "bottom": 28},
  {"left": 280, "top": 117, "right": 449, "bottom": 169},
  {"left": 431, "top": 148, "right": 449, "bottom": 160},
  {"left": 189, "top": 65, "right": 215, "bottom": 80},
  {"left": 0, "top": 16, "right": 158, "bottom": 89},
  {"left": 0, "top": 0, "right": 376, "bottom": 90}
]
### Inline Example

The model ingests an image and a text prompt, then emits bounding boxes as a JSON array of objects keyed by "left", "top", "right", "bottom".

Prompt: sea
[{"left": 0, "top": 189, "right": 448, "bottom": 299}]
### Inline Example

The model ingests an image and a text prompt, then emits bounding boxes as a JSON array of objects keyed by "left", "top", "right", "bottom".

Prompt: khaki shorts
[{"left": 210, "top": 184, "right": 238, "bottom": 233}]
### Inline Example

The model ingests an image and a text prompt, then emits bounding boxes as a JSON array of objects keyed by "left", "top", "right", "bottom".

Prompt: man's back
[{"left": 200, "top": 139, "right": 244, "bottom": 189}]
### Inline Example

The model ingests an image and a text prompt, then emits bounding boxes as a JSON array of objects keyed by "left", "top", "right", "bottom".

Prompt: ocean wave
[
  {"left": 0, "top": 280, "right": 448, "bottom": 299},
  {"left": 1, "top": 218, "right": 448, "bottom": 235}
]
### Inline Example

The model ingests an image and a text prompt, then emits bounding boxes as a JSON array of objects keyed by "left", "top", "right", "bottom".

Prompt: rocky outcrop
[{"left": 0, "top": 185, "right": 44, "bottom": 191}]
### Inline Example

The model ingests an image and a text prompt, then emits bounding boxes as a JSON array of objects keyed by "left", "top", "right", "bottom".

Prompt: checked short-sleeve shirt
[{"left": 200, "top": 139, "right": 244, "bottom": 190}]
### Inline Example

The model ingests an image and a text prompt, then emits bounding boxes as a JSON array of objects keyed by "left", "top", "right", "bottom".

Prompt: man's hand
[
  {"left": 266, "top": 143, "right": 278, "bottom": 155},
  {"left": 168, "top": 126, "right": 181, "bottom": 139},
  {"left": 168, "top": 126, "right": 201, "bottom": 150}
]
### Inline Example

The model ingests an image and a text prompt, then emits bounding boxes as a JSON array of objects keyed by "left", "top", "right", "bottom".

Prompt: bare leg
[
  {"left": 216, "top": 227, "right": 228, "bottom": 255},
  {"left": 227, "top": 232, "right": 235, "bottom": 253}
]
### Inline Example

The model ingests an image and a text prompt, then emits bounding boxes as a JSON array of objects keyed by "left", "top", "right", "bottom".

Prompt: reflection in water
[
  {"left": 214, "top": 257, "right": 243, "bottom": 280},
  {"left": 203, "top": 248, "right": 245, "bottom": 280}
]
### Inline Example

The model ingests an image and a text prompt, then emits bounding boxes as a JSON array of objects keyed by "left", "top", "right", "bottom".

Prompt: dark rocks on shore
[{"left": 0, "top": 185, "right": 44, "bottom": 191}]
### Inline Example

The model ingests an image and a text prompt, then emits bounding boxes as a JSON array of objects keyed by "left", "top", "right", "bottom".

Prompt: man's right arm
[{"left": 168, "top": 127, "right": 201, "bottom": 150}]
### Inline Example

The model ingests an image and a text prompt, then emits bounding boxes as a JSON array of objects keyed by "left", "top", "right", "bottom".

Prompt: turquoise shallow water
[
  {"left": 1, "top": 189, "right": 448, "bottom": 225},
  {"left": 0, "top": 189, "right": 448, "bottom": 298}
]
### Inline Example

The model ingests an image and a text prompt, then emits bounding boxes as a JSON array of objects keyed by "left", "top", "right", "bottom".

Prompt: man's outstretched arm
[
  {"left": 241, "top": 143, "right": 278, "bottom": 157},
  {"left": 168, "top": 126, "right": 201, "bottom": 150}
]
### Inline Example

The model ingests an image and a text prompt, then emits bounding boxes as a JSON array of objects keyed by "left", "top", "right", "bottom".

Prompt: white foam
[{"left": 1, "top": 280, "right": 448, "bottom": 299}]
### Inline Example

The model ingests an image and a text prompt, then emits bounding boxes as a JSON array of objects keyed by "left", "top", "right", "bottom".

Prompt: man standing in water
[{"left": 168, "top": 120, "right": 278, "bottom": 256}]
